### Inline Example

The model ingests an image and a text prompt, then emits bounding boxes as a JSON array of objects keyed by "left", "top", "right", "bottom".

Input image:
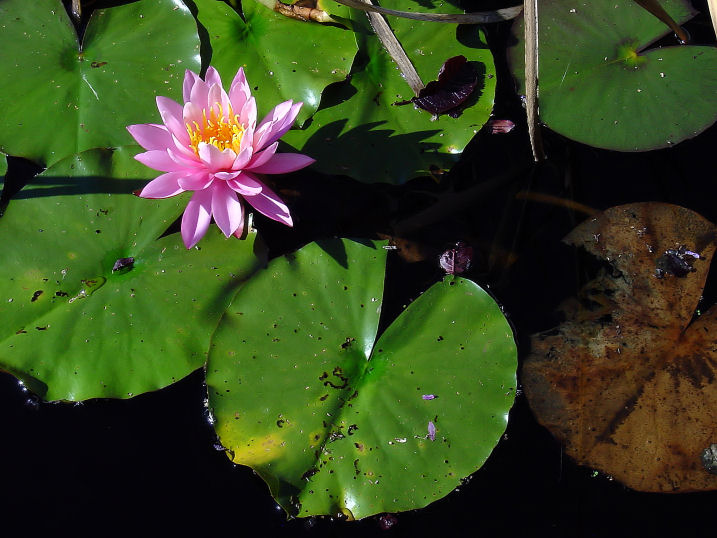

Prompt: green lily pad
[
  {"left": 207, "top": 239, "right": 516, "bottom": 519},
  {"left": 508, "top": 0, "right": 717, "bottom": 151},
  {"left": 282, "top": 0, "right": 496, "bottom": 183},
  {"left": 0, "top": 0, "right": 200, "bottom": 166},
  {"left": 188, "top": 0, "right": 356, "bottom": 125},
  {"left": 0, "top": 154, "right": 7, "bottom": 178},
  {"left": 0, "top": 147, "right": 266, "bottom": 401}
]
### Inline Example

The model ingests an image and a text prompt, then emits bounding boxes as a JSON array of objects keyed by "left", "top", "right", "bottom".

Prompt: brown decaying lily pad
[{"left": 523, "top": 202, "right": 717, "bottom": 492}]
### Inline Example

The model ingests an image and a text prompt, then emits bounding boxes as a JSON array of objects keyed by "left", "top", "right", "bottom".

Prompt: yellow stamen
[{"left": 186, "top": 103, "right": 245, "bottom": 156}]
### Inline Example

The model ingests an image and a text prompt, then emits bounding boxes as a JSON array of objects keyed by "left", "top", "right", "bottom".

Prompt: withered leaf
[
  {"left": 410, "top": 55, "right": 478, "bottom": 118},
  {"left": 523, "top": 202, "right": 717, "bottom": 492}
]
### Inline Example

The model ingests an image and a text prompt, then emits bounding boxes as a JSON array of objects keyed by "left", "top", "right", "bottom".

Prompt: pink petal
[
  {"left": 239, "top": 119, "right": 255, "bottom": 154},
  {"left": 211, "top": 181, "right": 243, "bottom": 237},
  {"left": 242, "top": 177, "right": 293, "bottom": 226},
  {"left": 227, "top": 175, "right": 263, "bottom": 196},
  {"left": 198, "top": 143, "right": 236, "bottom": 172},
  {"left": 181, "top": 188, "right": 213, "bottom": 249},
  {"left": 253, "top": 100, "right": 302, "bottom": 151},
  {"left": 214, "top": 170, "right": 242, "bottom": 181},
  {"left": 171, "top": 133, "right": 200, "bottom": 161},
  {"left": 183, "top": 101, "right": 203, "bottom": 130},
  {"left": 229, "top": 68, "right": 251, "bottom": 114},
  {"left": 157, "top": 96, "right": 189, "bottom": 145},
  {"left": 135, "top": 150, "right": 187, "bottom": 172},
  {"left": 177, "top": 171, "right": 214, "bottom": 191},
  {"left": 248, "top": 152, "right": 314, "bottom": 175},
  {"left": 245, "top": 141, "right": 278, "bottom": 170},
  {"left": 189, "top": 77, "right": 210, "bottom": 110},
  {"left": 231, "top": 145, "right": 253, "bottom": 170},
  {"left": 239, "top": 96, "right": 257, "bottom": 131},
  {"left": 208, "top": 82, "right": 231, "bottom": 118},
  {"left": 232, "top": 213, "right": 246, "bottom": 239},
  {"left": 182, "top": 69, "right": 201, "bottom": 103},
  {"left": 204, "top": 66, "right": 223, "bottom": 89},
  {"left": 127, "top": 123, "right": 172, "bottom": 151},
  {"left": 139, "top": 171, "right": 186, "bottom": 199}
]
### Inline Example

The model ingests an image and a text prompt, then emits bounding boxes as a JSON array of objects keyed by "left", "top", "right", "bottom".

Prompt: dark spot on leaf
[
  {"left": 655, "top": 246, "right": 701, "bottom": 278},
  {"left": 30, "top": 290, "right": 43, "bottom": 302},
  {"left": 319, "top": 394, "right": 329, "bottom": 401},
  {"left": 36, "top": 326, "right": 48, "bottom": 331},
  {"left": 347, "top": 424, "right": 358, "bottom": 435},
  {"left": 301, "top": 468, "right": 319, "bottom": 482},
  {"left": 15, "top": 329, "right": 27, "bottom": 334},
  {"left": 323, "top": 366, "right": 349, "bottom": 389},
  {"left": 112, "top": 257, "right": 134, "bottom": 272},
  {"left": 90, "top": 61, "right": 107, "bottom": 68},
  {"left": 55, "top": 291, "right": 68, "bottom": 297},
  {"left": 276, "top": 419, "right": 285, "bottom": 428}
]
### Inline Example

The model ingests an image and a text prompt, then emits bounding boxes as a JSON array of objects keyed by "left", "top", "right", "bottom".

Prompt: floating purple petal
[
  {"left": 410, "top": 56, "right": 478, "bottom": 117},
  {"left": 427, "top": 421, "right": 436, "bottom": 441},
  {"left": 439, "top": 241, "right": 474, "bottom": 274},
  {"left": 112, "top": 257, "right": 134, "bottom": 272},
  {"left": 422, "top": 394, "right": 436, "bottom": 400},
  {"left": 487, "top": 118, "right": 516, "bottom": 134}
]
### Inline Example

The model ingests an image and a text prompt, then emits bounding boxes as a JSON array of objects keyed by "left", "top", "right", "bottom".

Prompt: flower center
[{"left": 187, "top": 103, "right": 245, "bottom": 156}]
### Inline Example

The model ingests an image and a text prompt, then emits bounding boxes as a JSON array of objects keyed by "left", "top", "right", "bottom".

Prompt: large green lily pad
[
  {"left": 188, "top": 0, "right": 356, "bottom": 125},
  {"left": 0, "top": 147, "right": 265, "bottom": 401},
  {"left": 508, "top": 0, "right": 717, "bottom": 151},
  {"left": 0, "top": 0, "right": 200, "bottom": 166},
  {"left": 282, "top": 0, "right": 497, "bottom": 183},
  {"left": 207, "top": 239, "right": 516, "bottom": 519}
]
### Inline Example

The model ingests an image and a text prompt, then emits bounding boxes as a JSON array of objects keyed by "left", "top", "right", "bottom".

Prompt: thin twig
[
  {"left": 71, "top": 0, "right": 82, "bottom": 22},
  {"left": 333, "top": 0, "right": 523, "bottom": 23},
  {"left": 515, "top": 191, "right": 598, "bottom": 216},
  {"left": 524, "top": 0, "right": 545, "bottom": 161},
  {"left": 634, "top": 0, "right": 690, "bottom": 43},
  {"left": 358, "top": 0, "right": 424, "bottom": 95}
]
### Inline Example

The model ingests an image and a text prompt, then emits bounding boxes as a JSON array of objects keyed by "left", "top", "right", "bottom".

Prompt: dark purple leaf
[
  {"left": 439, "top": 241, "right": 473, "bottom": 274},
  {"left": 411, "top": 56, "right": 478, "bottom": 117},
  {"left": 487, "top": 118, "right": 516, "bottom": 134},
  {"left": 378, "top": 514, "right": 398, "bottom": 530}
]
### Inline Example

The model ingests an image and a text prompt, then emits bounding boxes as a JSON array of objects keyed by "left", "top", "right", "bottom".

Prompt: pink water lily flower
[{"left": 127, "top": 67, "right": 314, "bottom": 249}]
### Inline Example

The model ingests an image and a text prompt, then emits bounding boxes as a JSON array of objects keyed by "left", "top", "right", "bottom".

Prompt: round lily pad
[
  {"left": 0, "top": 147, "right": 266, "bottom": 401},
  {"left": 0, "top": 0, "right": 200, "bottom": 166},
  {"left": 508, "top": 0, "right": 717, "bottom": 150},
  {"left": 207, "top": 239, "right": 517, "bottom": 519}
]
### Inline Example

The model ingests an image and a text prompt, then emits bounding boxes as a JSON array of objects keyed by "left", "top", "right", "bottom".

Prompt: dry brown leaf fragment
[{"left": 523, "top": 202, "right": 717, "bottom": 492}]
